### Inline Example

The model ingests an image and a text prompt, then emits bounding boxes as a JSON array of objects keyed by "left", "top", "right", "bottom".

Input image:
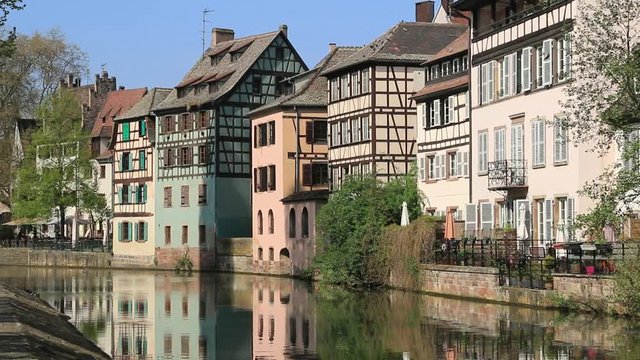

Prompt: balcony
[{"left": 488, "top": 159, "right": 527, "bottom": 191}]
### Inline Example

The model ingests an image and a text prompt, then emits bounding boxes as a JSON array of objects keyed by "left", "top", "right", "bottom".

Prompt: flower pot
[{"left": 585, "top": 265, "right": 595, "bottom": 275}]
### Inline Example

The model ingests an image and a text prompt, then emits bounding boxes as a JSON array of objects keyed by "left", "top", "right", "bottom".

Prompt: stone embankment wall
[
  {"left": 215, "top": 237, "right": 253, "bottom": 273},
  {"left": 0, "top": 248, "right": 110, "bottom": 268},
  {"left": 419, "top": 264, "right": 615, "bottom": 310}
]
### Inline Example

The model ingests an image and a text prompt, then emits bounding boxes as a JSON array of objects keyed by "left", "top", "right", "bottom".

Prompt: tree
[
  {"left": 0, "top": 1, "right": 25, "bottom": 59},
  {"left": 0, "top": 29, "right": 88, "bottom": 212},
  {"left": 314, "top": 172, "right": 424, "bottom": 287},
  {"left": 12, "top": 89, "right": 98, "bottom": 238},
  {"left": 560, "top": 0, "right": 640, "bottom": 236}
]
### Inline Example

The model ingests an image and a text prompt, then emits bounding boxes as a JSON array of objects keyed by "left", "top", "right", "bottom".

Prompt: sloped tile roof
[
  {"left": 422, "top": 29, "right": 469, "bottom": 65},
  {"left": 116, "top": 88, "right": 172, "bottom": 121},
  {"left": 249, "top": 46, "right": 361, "bottom": 116},
  {"left": 412, "top": 73, "right": 468, "bottom": 100},
  {"left": 90, "top": 88, "right": 147, "bottom": 138},
  {"left": 153, "top": 29, "right": 293, "bottom": 112},
  {"left": 281, "top": 189, "right": 329, "bottom": 203},
  {"left": 321, "top": 22, "right": 467, "bottom": 76}
]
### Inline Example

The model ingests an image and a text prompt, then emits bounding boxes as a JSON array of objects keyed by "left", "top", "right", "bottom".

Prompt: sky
[{"left": 8, "top": 0, "right": 443, "bottom": 90}]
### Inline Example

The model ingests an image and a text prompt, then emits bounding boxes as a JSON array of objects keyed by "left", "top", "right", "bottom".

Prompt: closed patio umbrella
[
  {"left": 401, "top": 202, "right": 410, "bottom": 227},
  {"left": 444, "top": 210, "right": 455, "bottom": 240},
  {"left": 516, "top": 202, "right": 529, "bottom": 240},
  {"left": 556, "top": 219, "right": 566, "bottom": 243}
]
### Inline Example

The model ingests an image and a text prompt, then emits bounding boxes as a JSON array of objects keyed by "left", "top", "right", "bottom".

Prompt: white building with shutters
[
  {"left": 414, "top": 30, "right": 471, "bottom": 219},
  {"left": 451, "top": 0, "right": 613, "bottom": 244}
]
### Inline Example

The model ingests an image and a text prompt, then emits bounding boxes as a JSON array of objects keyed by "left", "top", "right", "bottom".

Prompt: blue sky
[{"left": 9, "top": 1, "right": 442, "bottom": 90}]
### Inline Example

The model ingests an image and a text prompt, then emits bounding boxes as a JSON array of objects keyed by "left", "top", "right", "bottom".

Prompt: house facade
[
  {"left": 414, "top": 30, "right": 470, "bottom": 219},
  {"left": 451, "top": 0, "right": 611, "bottom": 244},
  {"left": 111, "top": 88, "right": 171, "bottom": 266},
  {"left": 321, "top": 3, "right": 467, "bottom": 188},
  {"left": 248, "top": 46, "right": 358, "bottom": 275},
  {"left": 152, "top": 26, "right": 307, "bottom": 269}
]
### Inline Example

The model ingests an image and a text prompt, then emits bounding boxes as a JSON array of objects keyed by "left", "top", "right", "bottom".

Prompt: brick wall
[
  {"left": 155, "top": 247, "right": 216, "bottom": 270},
  {"left": 421, "top": 264, "right": 501, "bottom": 300},
  {"left": 553, "top": 274, "right": 618, "bottom": 312}
]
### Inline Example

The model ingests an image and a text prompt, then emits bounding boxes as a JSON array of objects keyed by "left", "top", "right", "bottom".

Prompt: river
[{"left": 0, "top": 266, "right": 638, "bottom": 359}]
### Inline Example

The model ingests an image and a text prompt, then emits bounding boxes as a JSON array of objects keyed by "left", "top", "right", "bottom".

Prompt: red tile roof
[
  {"left": 91, "top": 88, "right": 147, "bottom": 138},
  {"left": 412, "top": 75, "right": 468, "bottom": 100}
]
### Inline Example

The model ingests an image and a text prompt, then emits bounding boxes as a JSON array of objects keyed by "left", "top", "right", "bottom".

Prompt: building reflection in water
[
  {"left": 112, "top": 272, "right": 154, "bottom": 359},
  {"left": 252, "top": 276, "right": 316, "bottom": 359}
]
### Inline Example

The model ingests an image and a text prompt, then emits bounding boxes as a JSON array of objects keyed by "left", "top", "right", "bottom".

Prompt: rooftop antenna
[{"left": 202, "top": 8, "right": 214, "bottom": 55}]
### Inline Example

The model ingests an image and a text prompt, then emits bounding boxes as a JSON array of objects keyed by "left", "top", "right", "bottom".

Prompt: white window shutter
[
  {"left": 434, "top": 155, "right": 440, "bottom": 179},
  {"left": 544, "top": 199, "right": 553, "bottom": 243},
  {"left": 448, "top": 95, "right": 456, "bottom": 123},
  {"left": 480, "top": 202, "right": 494, "bottom": 231},
  {"left": 465, "top": 91, "right": 470, "bottom": 119},
  {"left": 509, "top": 53, "right": 518, "bottom": 94},
  {"left": 567, "top": 197, "right": 575, "bottom": 240},
  {"left": 433, "top": 99, "right": 441, "bottom": 126},
  {"left": 439, "top": 154, "right": 446, "bottom": 179},
  {"left": 480, "top": 63, "right": 487, "bottom": 104},
  {"left": 465, "top": 204, "right": 477, "bottom": 233},
  {"left": 488, "top": 61, "right": 495, "bottom": 102},
  {"left": 502, "top": 55, "right": 510, "bottom": 97},
  {"left": 542, "top": 39, "right": 553, "bottom": 86},
  {"left": 421, "top": 103, "right": 427, "bottom": 129},
  {"left": 419, "top": 156, "right": 425, "bottom": 181},
  {"left": 521, "top": 47, "right": 532, "bottom": 91},
  {"left": 463, "top": 151, "right": 469, "bottom": 177},
  {"left": 456, "top": 152, "right": 463, "bottom": 176}
]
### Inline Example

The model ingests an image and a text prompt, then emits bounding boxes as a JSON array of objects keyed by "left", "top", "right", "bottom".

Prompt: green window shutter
[
  {"left": 132, "top": 186, "right": 137, "bottom": 204},
  {"left": 143, "top": 222, "right": 148, "bottom": 241},
  {"left": 118, "top": 187, "right": 122, "bottom": 204},
  {"left": 134, "top": 223, "right": 139, "bottom": 241},
  {"left": 118, "top": 223, "right": 122, "bottom": 241},
  {"left": 140, "top": 120, "right": 147, "bottom": 137},
  {"left": 123, "top": 123, "right": 130, "bottom": 141},
  {"left": 139, "top": 150, "right": 145, "bottom": 170},
  {"left": 128, "top": 223, "right": 133, "bottom": 241},
  {"left": 119, "top": 154, "right": 123, "bottom": 171},
  {"left": 143, "top": 185, "right": 148, "bottom": 203},
  {"left": 129, "top": 155, "right": 133, "bottom": 172}
]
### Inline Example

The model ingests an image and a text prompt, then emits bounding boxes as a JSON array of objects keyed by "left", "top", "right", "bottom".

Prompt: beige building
[
  {"left": 451, "top": 0, "right": 612, "bottom": 244},
  {"left": 321, "top": 2, "right": 467, "bottom": 187},
  {"left": 414, "top": 30, "right": 470, "bottom": 219},
  {"left": 248, "top": 46, "right": 358, "bottom": 275}
]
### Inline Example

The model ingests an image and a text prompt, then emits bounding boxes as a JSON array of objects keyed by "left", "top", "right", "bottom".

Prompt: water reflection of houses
[
  {"left": 112, "top": 272, "right": 155, "bottom": 359},
  {"left": 253, "top": 277, "right": 316, "bottom": 359}
]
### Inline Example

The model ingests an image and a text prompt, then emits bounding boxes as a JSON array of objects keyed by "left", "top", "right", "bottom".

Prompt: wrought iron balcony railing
[{"left": 488, "top": 159, "right": 527, "bottom": 191}]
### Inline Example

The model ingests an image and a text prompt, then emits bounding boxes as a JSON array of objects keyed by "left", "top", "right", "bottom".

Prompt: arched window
[
  {"left": 279, "top": 248, "right": 290, "bottom": 259},
  {"left": 301, "top": 207, "right": 309, "bottom": 238},
  {"left": 257, "top": 210, "right": 263, "bottom": 235},
  {"left": 288, "top": 208, "right": 296, "bottom": 238},
  {"left": 268, "top": 210, "right": 274, "bottom": 234}
]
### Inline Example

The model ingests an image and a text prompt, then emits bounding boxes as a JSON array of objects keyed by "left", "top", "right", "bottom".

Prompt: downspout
[
  {"left": 294, "top": 105, "right": 300, "bottom": 193},
  {"left": 451, "top": 8, "right": 474, "bottom": 204}
]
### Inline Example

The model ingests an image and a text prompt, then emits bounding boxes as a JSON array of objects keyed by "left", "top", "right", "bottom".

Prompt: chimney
[
  {"left": 415, "top": 1, "right": 435, "bottom": 23},
  {"left": 441, "top": 0, "right": 450, "bottom": 15},
  {"left": 118, "top": 86, "right": 125, "bottom": 90},
  {"left": 329, "top": 43, "right": 337, "bottom": 52},
  {"left": 211, "top": 28, "right": 234, "bottom": 47},
  {"left": 279, "top": 24, "right": 288, "bottom": 38}
]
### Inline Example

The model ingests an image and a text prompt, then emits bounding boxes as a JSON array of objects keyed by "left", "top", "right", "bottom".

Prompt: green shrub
[
  {"left": 174, "top": 248, "right": 193, "bottom": 273},
  {"left": 614, "top": 258, "right": 640, "bottom": 315}
]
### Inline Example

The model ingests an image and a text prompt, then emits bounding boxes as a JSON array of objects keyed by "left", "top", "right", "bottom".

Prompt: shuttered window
[
  {"left": 182, "top": 226, "right": 188, "bottom": 244},
  {"left": 164, "top": 187, "right": 172, "bottom": 208},
  {"left": 480, "top": 202, "right": 493, "bottom": 232},
  {"left": 198, "top": 145, "right": 208, "bottom": 164},
  {"left": 543, "top": 199, "right": 553, "bottom": 245},
  {"left": 122, "top": 122, "right": 130, "bottom": 141},
  {"left": 553, "top": 117, "right": 568, "bottom": 164},
  {"left": 494, "top": 128, "right": 505, "bottom": 162},
  {"left": 478, "top": 132, "right": 488, "bottom": 173},
  {"left": 306, "top": 120, "right": 327, "bottom": 144},
  {"left": 181, "top": 185, "right": 189, "bottom": 207},
  {"left": 139, "top": 119, "right": 147, "bottom": 137},
  {"left": 430, "top": 99, "right": 441, "bottom": 127},
  {"left": 511, "top": 124, "right": 524, "bottom": 161},
  {"left": 558, "top": 34, "right": 572, "bottom": 81},
  {"left": 419, "top": 156, "right": 426, "bottom": 181},
  {"left": 164, "top": 226, "right": 171, "bottom": 245},
  {"left": 198, "top": 184, "right": 207, "bottom": 205},
  {"left": 532, "top": 119, "right": 545, "bottom": 166},
  {"left": 268, "top": 165, "right": 276, "bottom": 191},
  {"left": 542, "top": 39, "right": 554, "bottom": 86},
  {"left": 465, "top": 204, "right": 477, "bottom": 234},
  {"left": 521, "top": 47, "right": 532, "bottom": 91},
  {"left": 302, "top": 163, "right": 328, "bottom": 186},
  {"left": 456, "top": 151, "right": 469, "bottom": 178},
  {"left": 139, "top": 150, "right": 146, "bottom": 170}
]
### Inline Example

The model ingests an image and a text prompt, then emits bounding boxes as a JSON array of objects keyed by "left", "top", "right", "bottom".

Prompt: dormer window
[
  {"left": 442, "top": 62, "right": 450, "bottom": 76},
  {"left": 452, "top": 58, "right": 461, "bottom": 73},
  {"left": 210, "top": 54, "right": 224, "bottom": 66},
  {"left": 230, "top": 51, "right": 244, "bottom": 62},
  {"left": 177, "top": 88, "right": 186, "bottom": 98}
]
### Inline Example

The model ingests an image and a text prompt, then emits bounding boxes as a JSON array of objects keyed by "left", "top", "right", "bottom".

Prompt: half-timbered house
[
  {"left": 321, "top": 4, "right": 467, "bottom": 188},
  {"left": 248, "top": 45, "right": 359, "bottom": 275},
  {"left": 111, "top": 88, "right": 171, "bottom": 266},
  {"left": 152, "top": 26, "right": 307, "bottom": 269},
  {"left": 413, "top": 30, "right": 470, "bottom": 219},
  {"left": 451, "top": 0, "right": 611, "bottom": 245}
]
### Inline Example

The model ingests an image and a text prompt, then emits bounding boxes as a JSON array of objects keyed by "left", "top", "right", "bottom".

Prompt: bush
[
  {"left": 614, "top": 258, "right": 640, "bottom": 315},
  {"left": 174, "top": 247, "right": 193, "bottom": 273}
]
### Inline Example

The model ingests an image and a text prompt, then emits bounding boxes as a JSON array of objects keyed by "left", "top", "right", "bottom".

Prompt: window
[
  {"left": 341, "top": 120, "right": 349, "bottom": 144},
  {"left": 557, "top": 197, "right": 575, "bottom": 241},
  {"left": 121, "top": 184, "right": 129, "bottom": 204},
  {"left": 462, "top": 55, "right": 468, "bottom": 70},
  {"left": 532, "top": 118, "right": 546, "bottom": 166},
  {"left": 419, "top": 156, "right": 426, "bottom": 181},
  {"left": 255, "top": 167, "right": 268, "bottom": 192},
  {"left": 137, "top": 221, "right": 147, "bottom": 241},
  {"left": 199, "top": 225, "right": 206, "bottom": 245},
  {"left": 256, "top": 123, "right": 268, "bottom": 147},
  {"left": 494, "top": 128, "right": 505, "bottom": 162},
  {"left": 252, "top": 75, "right": 262, "bottom": 94},
  {"left": 541, "top": 39, "right": 554, "bottom": 86},
  {"left": 442, "top": 62, "right": 450, "bottom": 76},
  {"left": 164, "top": 187, "right": 172, "bottom": 208},
  {"left": 122, "top": 122, "right": 130, "bottom": 141},
  {"left": 350, "top": 118, "right": 360, "bottom": 142},
  {"left": 139, "top": 150, "right": 146, "bottom": 170},
  {"left": 180, "top": 147, "right": 192, "bottom": 166},
  {"left": 180, "top": 113, "right": 191, "bottom": 132},
  {"left": 181, "top": 185, "right": 189, "bottom": 207},
  {"left": 163, "top": 116, "right": 175, "bottom": 133},
  {"left": 136, "top": 184, "right": 146, "bottom": 204},
  {"left": 429, "top": 99, "right": 441, "bottom": 127},
  {"left": 330, "top": 78, "right": 339, "bottom": 101},
  {"left": 182, "top": 225, "right": 188, "bottom": 244},
  {"left": 231, "top": 51, "right": 243, "bottom": 62},
  {"left": 480, "top": 202, "right": 493, "bottom": 232},
  {"left": 340, "top": 75, "right": 349, "bottom": 98},
  {"left": 478, "top": 132, "right": 488, "bottom": 174},
  {"left": 330, "top": 122, "right": 340, "bottom": 146},
  {"left": 258, "top": 247, "right": 263, "bottom": 260},
  {"left": 448, "top": 153, "right": 458, "bottom": 177},
  {"left": 268, "top": 210, "right": 274, "bottom": 234},
  {"left": 268, "top": 121, "right": 276, "bottom": 145},
  {"left": 421, "top": 103, "right": 427, "bottom": 129},
  {"left": 120, "top": 221, "right": 131, "bottom": 241},
  {"left": 198, "top": 111, "right": 207, "bottom": 128},
  {"left": 257, "top": 211, "right": 263, "bottom": 235},
  {"left": 554, "top": 117, "right": 568, "bottom": 164},
  {"left": 198, "top": 184, "right": 207, "bottom": 205},
  {"left": 139, "top": 119, "right": 147, "bottom": 137},
  {"left": 443, "top": 97, "right": 452, "bottom": 125},
  {"left": 163, "top": 148, "right": 174, "bottom": 167},
  {"left": 480, "top": 61, "right": 495, "bottom": 104},
  {"left": 181, "top": 335, "right": 189, "bottom": 358},
  {"left": 521, "top": 47, "right": 533, "bottom": 92},
  {"left": 361, "top": 69, "right": 369, "bottom": 93},
  {"left": 427, "top": 155, "right": 435, "bottom": 180},
  {"left": 268, "top": 165, "right": 276, "bottom": 191},
  {"left": 99, "top": 165, "right": 106, "bottom": 179},
  {"left": 511, "top": 124, "right": 524, "bottom": 161},
  {"left": 164, "top": 226, "right": 171, "bottom": 245},
  {"left": 361, "top": 116, "right": 370, "bottom": 141},
  {"left": 430, "top": 65, "right": 439, "bottom": 80},
  {"left": 558, "top": 34, "right": 572, "bottom": 81},
  {"left": 305, "top": 120, "right": 327, "bottom": 144},
  {"left": 275, "top": 46, "right": 284, "bottom": 60},
  {"left": 269, "top": 248, "right": 274, "bottom": 261},
  {"left": 198, "top": 145, "right": 208, "bottom": 164},
  {"left": 302, "top": 162, "right": 328, "bottom": 186},
  {"left": 288, "top": 208, "right": 296, "bottom": 238},
  {"left": 122, "top": 152, "right": 131, "bottom": 171},
  {"left": 351, "top": 72, "right": 360, "bottom": 96},
  {"left": 301, "top": 207, "right": 309, "bottom": 238},
  {"left": 452, "top": 58, "right": 461, "bottom": 73}
]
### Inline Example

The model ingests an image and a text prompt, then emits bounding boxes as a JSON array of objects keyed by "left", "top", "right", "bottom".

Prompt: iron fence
[{"left": 0, "top": 237, "right": 110, "bottom": 252}]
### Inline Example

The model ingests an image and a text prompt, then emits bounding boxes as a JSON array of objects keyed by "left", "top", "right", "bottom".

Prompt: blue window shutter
[
  {"left": 134, "top": 223, "right": 139, "bottom": 241},
  {"left": 117, "top": 223, "right": 122, "bottom": 241}
]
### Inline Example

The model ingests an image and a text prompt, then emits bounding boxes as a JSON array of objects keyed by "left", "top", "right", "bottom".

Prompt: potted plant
[{"left": 543, "top": 273, "right": 554, "bottom": 290}]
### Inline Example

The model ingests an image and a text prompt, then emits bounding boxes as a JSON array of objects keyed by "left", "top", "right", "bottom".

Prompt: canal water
[{"left": 0, "top": 266, "right": 638, "bottom": 360}]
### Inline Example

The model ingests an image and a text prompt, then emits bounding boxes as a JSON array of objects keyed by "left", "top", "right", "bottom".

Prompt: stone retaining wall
[
  {"left": 553, "top": 273, "right": 618, "bottom": 312},
  {"left": 0, "top": 248, "right": 110, "bottom": 268}
]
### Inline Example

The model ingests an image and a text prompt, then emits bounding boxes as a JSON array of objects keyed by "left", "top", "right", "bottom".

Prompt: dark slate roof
[
  {"left": 422, "top": 29, "right": 469, "bottom": 65},
  {"left": 412, "top": 73, "right": 468, "bottom": 101},
  {"left": 249, "top": 46, "right": 361, "bottom": 116},
  {"left": 154, "top": 28, "right": 296, "bottom": 112},
  {"left": 281, "top": 189, "right": 330, "bottom": 203},
  {"left": 90, "top": 88, "right": 147, "bottom": 138},
  {"left": 321, "top": 22, "right": 467, "bottom": 76},
  {"left": 116, "top": 87, "right": 172, "bottom": 121}
]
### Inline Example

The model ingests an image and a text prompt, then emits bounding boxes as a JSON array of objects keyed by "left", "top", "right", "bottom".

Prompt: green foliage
[
  {"left": 174, "top": 248, "right": 194, "bottom": 273},
  {"left": 0, "top": 1, "right": 24, "bottom": 59},
  {"left": 314, "top": 172, "right": 424, "bottom": 288},
  {"left": 613, "top": 258, "right": 640, "bottom": 315},
  {"left": 12, "top": 90, "right": 97, "bottom": 230}
]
